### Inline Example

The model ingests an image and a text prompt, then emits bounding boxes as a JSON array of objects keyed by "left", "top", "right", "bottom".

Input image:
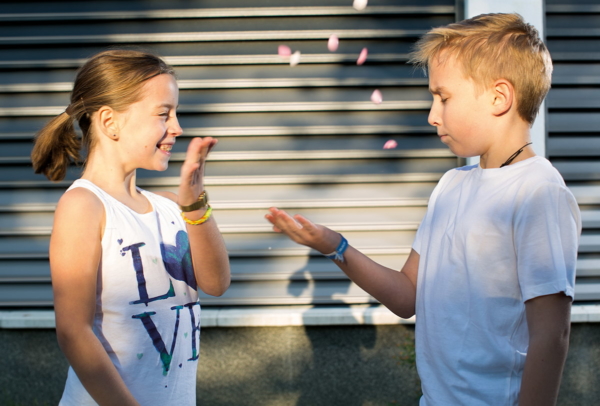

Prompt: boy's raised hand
[
  {"left": 178, "top": 137, "right": 217, "bottom": 207},
  {"left": 265, "top": 208, "right": 341, "bottom": 254}
]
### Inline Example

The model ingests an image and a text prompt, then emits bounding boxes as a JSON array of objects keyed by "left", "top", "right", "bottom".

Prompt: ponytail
[{"left": 31, "top": 109, "right": 81, "bottom": 182}]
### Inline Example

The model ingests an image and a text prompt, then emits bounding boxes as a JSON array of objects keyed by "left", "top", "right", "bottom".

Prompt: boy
[{"left": 265, "top": 13, "right": 581, "bottom": 406}]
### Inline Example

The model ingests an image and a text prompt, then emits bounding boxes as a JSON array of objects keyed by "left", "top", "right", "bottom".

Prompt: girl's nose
[{"left": 171, "top": 117, "right": 183, "bottom": 137}]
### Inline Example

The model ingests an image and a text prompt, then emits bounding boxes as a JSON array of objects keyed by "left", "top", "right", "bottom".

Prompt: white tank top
[{"left": 59, "top": 179, "right": 201, "bottom": 406}]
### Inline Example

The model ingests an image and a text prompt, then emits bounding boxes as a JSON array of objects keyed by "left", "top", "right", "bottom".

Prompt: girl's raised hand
[
  {"left": 178, "top": 137, "right": 217, "bottom": 206},
  {"left": 265, "top": 207, "right": 341, "bottom": 254}
]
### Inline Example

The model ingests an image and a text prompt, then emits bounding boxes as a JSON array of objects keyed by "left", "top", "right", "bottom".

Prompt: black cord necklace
[{"left": 500, "top": 142, "right": 532, "bottom": 168}]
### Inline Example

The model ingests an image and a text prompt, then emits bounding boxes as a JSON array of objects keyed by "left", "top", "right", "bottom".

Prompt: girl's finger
[
  {"left": 180, "top": 162, "right": 200, "bottom": 183},
  {"left": 185, "top": 137, "right": 215, "bottom": 164},
  {"left": 184, "top": 137, "right": 204, "bottom": 164}
]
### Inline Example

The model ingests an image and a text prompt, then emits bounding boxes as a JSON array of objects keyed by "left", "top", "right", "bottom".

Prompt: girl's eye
[{"left": 441, "top": 98, "right": 448, "bottom": 103}]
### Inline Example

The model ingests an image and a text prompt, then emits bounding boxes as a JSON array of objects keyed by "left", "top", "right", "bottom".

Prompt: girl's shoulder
[
  {"left": 150, "top": 190, "right": 178, "bottom": 204},
  {"left": 53, "top": 185, "right": 105, "bottom": 244},
  {"left": 59, "top": 185, "right": 104, "bottom": 213}
]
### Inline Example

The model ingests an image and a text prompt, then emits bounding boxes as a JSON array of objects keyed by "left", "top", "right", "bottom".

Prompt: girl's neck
[{"left": 82, "top": 156, "right": 139, "bottom": 200}]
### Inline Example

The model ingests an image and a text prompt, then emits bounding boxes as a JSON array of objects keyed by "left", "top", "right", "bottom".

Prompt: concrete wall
[{"left": 1, "top": 324, "right": 599, "bottom": 406}]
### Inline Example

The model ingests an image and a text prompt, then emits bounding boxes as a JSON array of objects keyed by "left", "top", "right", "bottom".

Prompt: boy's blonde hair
[{"left": 409, "top": 13, "right": 552, "bottom": 124}]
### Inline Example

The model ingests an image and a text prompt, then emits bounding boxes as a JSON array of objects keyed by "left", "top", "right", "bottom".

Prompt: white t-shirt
[
  {"left": 59, "top": 179, "right": 201, "bottom": 406},
  {"left": 412, "top": 156, "right": 581, "bottom": 406}
]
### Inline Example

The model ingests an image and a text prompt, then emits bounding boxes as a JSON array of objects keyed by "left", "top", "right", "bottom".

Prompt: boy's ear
[
  {"left": 491, "top": 79, "right": 514, "bottom": 117},
  {"left": 96, "top": 105, "right": 120, "bottom": 140}
]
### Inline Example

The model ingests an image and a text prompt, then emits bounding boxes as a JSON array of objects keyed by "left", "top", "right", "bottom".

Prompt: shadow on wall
[
  {"left": 289, "top": 259, "right": 380, "bottom": 406},
  {"left": 195, "top": 255, "right": 423, "bottom": 406}
]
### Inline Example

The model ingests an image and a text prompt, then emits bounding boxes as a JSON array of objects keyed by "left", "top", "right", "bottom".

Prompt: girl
[{"left": 31, "top": 49, "right": 230, "bottom": 405}]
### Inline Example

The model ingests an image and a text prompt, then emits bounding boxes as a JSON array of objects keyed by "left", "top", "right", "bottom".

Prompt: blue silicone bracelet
[{"left": 324, "top": 234, "right": 349, "bottom": 263}]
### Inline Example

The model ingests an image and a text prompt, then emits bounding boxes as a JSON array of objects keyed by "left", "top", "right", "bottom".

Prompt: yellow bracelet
[{"left": 181, "top": 205, "right": 212, "bottom": 225}]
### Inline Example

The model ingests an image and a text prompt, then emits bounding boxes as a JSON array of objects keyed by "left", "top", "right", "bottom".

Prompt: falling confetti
[
  {"left": 278, "top": 45, "right": 292, "bottom": 57},
  {"left": 290, "top": 50, "right": 301, "bottom": 66},
  {"left": 328, "top": 34, "right": 339, "bottom": 52},
  {"left": 371, "top": 89, "right": 383, "bottom": 104},
  {"left": 383, "top": 140, "right": 398, "bottom": 149},
  {"left": 357, "top": 48, "right": 368, "bottom": 65},
  {"left": 353, "top": 0, "right": 368, "bottom": 11}
]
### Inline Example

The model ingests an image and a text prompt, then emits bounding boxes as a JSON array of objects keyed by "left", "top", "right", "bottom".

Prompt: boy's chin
[{"left": 446, "top": 146, "right": 473, "bottom": 159}]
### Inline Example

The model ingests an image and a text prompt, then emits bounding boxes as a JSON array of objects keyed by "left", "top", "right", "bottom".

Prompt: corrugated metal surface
[
  {"left": 0, "top": 0, "right": 459, "bottom": 307},
  {"left": 546, "top": 0, "right": 600, "bottom": 301}
]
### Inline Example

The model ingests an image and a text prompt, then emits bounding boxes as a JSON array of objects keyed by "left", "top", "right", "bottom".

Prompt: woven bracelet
[{"left": 181, "top": 205, "right": 212, "bottom": 225}]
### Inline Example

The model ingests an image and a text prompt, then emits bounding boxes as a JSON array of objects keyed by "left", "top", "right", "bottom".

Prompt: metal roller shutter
[
  {"left": 546, "top": 0, "right": 600, "bottom": 301},
  {"left": 0, "top": 0, "right": 459, "bottom": 308}
]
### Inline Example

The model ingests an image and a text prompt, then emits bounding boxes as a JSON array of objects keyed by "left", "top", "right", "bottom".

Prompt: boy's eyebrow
[{"left": 429, "top": 86, "right": 447, "bottom": 95}]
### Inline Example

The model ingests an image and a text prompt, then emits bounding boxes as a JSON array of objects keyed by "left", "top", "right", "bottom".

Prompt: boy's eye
[{"left": 441, "top": 98, "right": 448, "bottom": 103}]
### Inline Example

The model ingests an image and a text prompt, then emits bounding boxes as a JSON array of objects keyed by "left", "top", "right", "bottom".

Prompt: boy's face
[{"left": 427, "top": 54, "right": 493, "bottom": 158}]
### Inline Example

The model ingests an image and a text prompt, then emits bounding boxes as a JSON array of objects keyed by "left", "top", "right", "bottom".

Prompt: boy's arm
[
  {"left": 519, "top": 292, "right": 572, "bottom": 406},
  {"left": 265, "top": 208, "right": 419, "bottom": 318}
]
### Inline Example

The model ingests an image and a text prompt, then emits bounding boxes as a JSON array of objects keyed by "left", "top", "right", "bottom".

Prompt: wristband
[{"left": 323, "top": 234, "right": 348, "bottom": 263}]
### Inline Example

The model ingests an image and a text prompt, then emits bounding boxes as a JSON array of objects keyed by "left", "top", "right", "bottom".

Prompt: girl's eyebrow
[{"left": 156, "top": 103, "right": 179, "bottom": 109}]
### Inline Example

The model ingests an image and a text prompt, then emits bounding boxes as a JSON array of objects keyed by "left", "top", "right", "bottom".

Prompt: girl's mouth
[{"left": 158, "top": 144, "right": 172, "bottom": 152}]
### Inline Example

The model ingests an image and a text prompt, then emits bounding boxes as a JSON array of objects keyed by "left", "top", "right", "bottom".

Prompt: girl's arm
[
  {"left": 265, "top": 208, "right": 419, "bottom": 318},
  {"left": 51, "top": 188, "right": 140, "bottom": 406},
  {"left": 174, "top": 137, "right": 230, "bottom": 296}
]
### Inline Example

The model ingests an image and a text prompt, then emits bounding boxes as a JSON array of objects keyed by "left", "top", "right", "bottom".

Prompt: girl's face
[{"left": 116, "top": 74, "right": 182, "bottom": 172}]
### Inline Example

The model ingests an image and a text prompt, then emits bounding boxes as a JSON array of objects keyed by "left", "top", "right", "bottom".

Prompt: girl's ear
[
  {"left": 491, "top": 79, "right": 514, "bottom": 117},
  {"left": 96, "top": 105, "right": 119, "bottom": 140}
]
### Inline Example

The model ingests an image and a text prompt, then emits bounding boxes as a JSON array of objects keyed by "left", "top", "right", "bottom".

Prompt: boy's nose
[{"left": 428, "top": 107, "right": 441, "bottom": 127}]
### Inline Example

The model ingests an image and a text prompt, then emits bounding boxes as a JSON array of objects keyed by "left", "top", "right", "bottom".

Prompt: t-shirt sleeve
[
  {"left": 514, "top": 182, "right": 582, "bottom": 302},
  {"left": 412, "top": 211, "right": 427, "bottom": 255}
]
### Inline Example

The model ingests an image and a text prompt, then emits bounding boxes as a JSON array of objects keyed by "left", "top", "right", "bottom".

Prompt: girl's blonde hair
[
  {"left": 31, "top": 49, "right": 174, "bottom": 181},
  {"left": 409, "top": 13, "right": 552, "bottom": 125}
]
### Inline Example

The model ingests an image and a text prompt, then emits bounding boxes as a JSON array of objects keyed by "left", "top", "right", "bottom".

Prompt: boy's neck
[
  {"left": 479, "top": 143, "right": 536, "bottom": 169},
  {"left": 478, "top": 118, "right": 534, "bottom": 169}
]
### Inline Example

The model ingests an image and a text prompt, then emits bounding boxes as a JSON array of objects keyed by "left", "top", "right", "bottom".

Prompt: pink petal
[
  {"left": 371, "top": 89, "right": 383, "bottom": 104},
  {"left": 353, "top": 0, "right": 368, "bottom": 11},
  {"left": 383, "top": 139, "right": 398, "bottom": 149},
  {"left": 278, "top": 45, "right": 292, "bottom": 57},
  {"left": 290, "top": 50, "right": 301, "bottom": 66},
  {"left": 328, "top": 34, "right": 339, "bottom": 52},
  {"left": 356, "top": 47, "right": 368, "bottom": 65}
]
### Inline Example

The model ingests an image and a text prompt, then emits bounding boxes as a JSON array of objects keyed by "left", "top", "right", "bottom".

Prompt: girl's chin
[{"left": 143, "top": 162, "right": 169, "bottom": 172}]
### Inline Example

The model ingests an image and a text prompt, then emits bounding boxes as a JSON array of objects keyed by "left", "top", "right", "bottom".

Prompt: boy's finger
[
  {"left": 273, "top": 212, "right": 305, "bottom": 235},
  {"left": 294, "top": 215, "right": 315, "bottom": 231}
]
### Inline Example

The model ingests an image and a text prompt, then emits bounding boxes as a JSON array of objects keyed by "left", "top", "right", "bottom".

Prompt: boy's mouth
[{"left": 158, "top": 144, "right": 173, "bottom": 152}]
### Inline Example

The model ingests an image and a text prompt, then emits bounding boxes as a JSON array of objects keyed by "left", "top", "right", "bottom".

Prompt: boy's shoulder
[
  {"left": 444, "top": 156, "right": 565, "bottom": 186},
  {"left": 434, "top": 157, "right": 574, "bottom": 209}
]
